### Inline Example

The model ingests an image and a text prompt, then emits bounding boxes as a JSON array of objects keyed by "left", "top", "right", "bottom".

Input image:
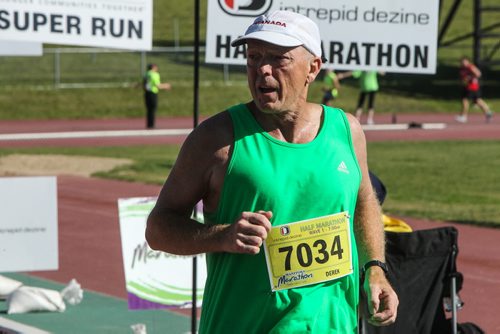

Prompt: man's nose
[{"left": 256, "top": 58, "right": 273, "bottom": 75}]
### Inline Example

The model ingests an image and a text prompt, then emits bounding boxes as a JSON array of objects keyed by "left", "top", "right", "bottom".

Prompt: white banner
[
  {"left": 0, "top": 177, "right": 58, "bottom": 272},
  {"left": 206, "top": 0, "right": 439, "bottom": 74},
  {"left": 118, "top": 197, "right": 206, "bottom": 310},
  {"left": 0, "top": 41, "right": 42, "bottom": 56},
  {"left": 0, "top": 0, "right": 152, "bottom": 50}
]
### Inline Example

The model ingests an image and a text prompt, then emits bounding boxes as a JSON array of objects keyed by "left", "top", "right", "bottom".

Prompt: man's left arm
[{"left": 347, "top": 113, "right": 398, "bottom": 326}]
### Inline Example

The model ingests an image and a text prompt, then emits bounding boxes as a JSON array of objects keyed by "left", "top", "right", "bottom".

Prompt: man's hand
[
  {"left": 364, "top": 267, "right": 399, "bottom": 326},
  {"left": 221, "top": 211, "right": 273, "bottom": 254},
  {"left": 160, "top": 83, "right": 172, "bottom": 90}
]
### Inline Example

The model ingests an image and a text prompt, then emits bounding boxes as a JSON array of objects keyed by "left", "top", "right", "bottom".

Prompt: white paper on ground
[
  {"left": 0, "top": 275, "right": 23, "bottom": 300},
  {"left": 60, "top": 278, "right": 83, "bottom": 305},
  {"left": 6, "top": 286, "right": 66, "bottom": 314}
]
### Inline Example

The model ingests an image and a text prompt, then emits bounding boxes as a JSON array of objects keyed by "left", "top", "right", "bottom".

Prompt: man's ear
[{"left": 306, "top": 57, "right": 322, "bottom": 84}]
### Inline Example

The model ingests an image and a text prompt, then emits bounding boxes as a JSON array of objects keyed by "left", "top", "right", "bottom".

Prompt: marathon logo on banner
[
  {"left": 218, "top": 0, "right": 272, "bottom": 17},
  {"left": 0, "top": 0, "right": 152, "bottom": 51},
  {"left": 206, "top": 0, "right": 439, "bottom": 74}
]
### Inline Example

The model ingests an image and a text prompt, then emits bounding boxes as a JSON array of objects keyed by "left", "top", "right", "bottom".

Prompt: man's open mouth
[{"left": 259, "top": 86, "right": 277, "bottom": 94}]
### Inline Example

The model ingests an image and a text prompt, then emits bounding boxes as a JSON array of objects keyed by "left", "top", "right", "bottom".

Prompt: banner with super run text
[
  {"left": 206, "top": 0, "right": 439, "bottom": 74},
  {"left": 118, "top": 197, "right": 206, "bottom": 310},
  {"left": 0, "top": 0, "right": 152, "bottom": 50}
]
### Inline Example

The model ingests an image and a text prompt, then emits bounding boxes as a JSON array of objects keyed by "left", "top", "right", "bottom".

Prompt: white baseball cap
[{"left": 231, "top": 10, "right": 323, "bottom": 58}]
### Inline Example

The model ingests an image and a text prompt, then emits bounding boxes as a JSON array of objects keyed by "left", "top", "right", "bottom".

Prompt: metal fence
[
  {"left": 0, "top": 46, "right": 242, "bottom": 89},
  {"left": 0, "top": 44, "right": 494, "bottom": 90}
]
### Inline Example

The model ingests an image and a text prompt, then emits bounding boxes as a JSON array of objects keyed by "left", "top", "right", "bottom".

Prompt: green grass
[
  {"left": 1, "top": 140, "right": 499, "bottom": 227},
  {"left": 0, "top": 54, "right": 252, "bottom": 119},
  {"left": 0, "top": 146, "right": 180, "bottom": 185},
  {"left": 367, "top": 140, "right": 500, "bottom": 227}
]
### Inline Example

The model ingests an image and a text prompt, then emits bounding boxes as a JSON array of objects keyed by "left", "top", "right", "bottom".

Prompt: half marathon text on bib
[{"left": 264, "top": 212, "right": 353, "bottom": 291}]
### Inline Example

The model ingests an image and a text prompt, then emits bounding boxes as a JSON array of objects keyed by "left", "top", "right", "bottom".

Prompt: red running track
[{"left": 0, "top": 113, "right": 499, "bottom": 148}]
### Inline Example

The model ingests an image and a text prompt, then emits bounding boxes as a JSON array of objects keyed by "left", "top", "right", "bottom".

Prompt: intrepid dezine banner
[
  {"left": 0, "top": 177, "right": 58, "bottom": 272},
  {"left": 206, "top": 0, "right": 439, "bottom": 74},
  {"left": 0, "top": 0, "right": 152, "bottom": 50}
]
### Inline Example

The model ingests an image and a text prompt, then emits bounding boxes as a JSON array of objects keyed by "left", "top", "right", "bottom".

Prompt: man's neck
[{"left": 248, "top": 102, "right": 324, "bottom": 144}]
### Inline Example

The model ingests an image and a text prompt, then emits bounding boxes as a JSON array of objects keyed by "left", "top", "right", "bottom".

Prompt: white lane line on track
[
  {"left": 0, "top": 317, "right": 51, "bottom": 334},
  {"left": 0, "top": 123, "right": 446, "bottom": 141},
  {"left": 362, "top": 123, "right": 447, "bottom": 131},
  {"left": 421, "top": 123, "right": 447, "bottom": 130},
  {"left": 0, "top": 129, "right": 193, "bottom": 141}
]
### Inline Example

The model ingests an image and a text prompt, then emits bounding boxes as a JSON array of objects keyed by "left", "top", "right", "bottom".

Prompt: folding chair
[{"left": 360, "top": 226, "right": 462, "bottom": 334}]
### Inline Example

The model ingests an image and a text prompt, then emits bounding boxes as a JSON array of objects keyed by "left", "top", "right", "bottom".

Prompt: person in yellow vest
[
  {"left": 322, "top": 69, "right": 351, "bottom": 106},
  {"left": 146, "top": 11, "right": 398, "bottom": 333},
  {"left": 321, "top": 69, "right": 341, "bottom": 106},
  {"left": 143, "top": 63, "right": 171, "bottom": 129}
]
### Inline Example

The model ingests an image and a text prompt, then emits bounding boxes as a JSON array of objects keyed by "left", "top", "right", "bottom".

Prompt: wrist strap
[{"left": 362, "top": 260, "right": 388, "bottom": 275}]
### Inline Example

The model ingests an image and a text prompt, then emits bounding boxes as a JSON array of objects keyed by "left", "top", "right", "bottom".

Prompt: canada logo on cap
[{"left": 219, "top": 0, "right": 273, "bottom": 17}]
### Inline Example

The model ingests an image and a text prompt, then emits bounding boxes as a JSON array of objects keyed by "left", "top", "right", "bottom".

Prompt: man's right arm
[
  {"left": 145, "top": 112, "right": 272, "bottom": 256},
  {"left": 159, "top": 82, "right": 172, "bottom": 90},
  {"left": 469, "top": 64, "right": 482, "bottom": 78}
]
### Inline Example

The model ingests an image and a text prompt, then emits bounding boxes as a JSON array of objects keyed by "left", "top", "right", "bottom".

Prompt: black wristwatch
[{"left": 362, "top": 260, "right": 388, "bottom": 276}]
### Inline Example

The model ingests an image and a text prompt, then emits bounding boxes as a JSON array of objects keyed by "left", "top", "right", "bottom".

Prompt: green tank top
[{"left": 200, "top": 104, "right": 361, "bottom": 333}]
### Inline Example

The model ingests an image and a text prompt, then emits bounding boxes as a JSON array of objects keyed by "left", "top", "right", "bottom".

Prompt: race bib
[{"left": 263, "top": 212, "right": 353, "bottom": 291}]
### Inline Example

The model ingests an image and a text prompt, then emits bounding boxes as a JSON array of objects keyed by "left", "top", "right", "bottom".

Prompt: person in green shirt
[
  {"left": 352, "top": 70, "right": 383, "bottom": 125},
  {"left": 146, "top": 11, "right": 398, "bottom": 333},
  {"left": 143, "top": 63, "right": 171, "bottom": 129}
]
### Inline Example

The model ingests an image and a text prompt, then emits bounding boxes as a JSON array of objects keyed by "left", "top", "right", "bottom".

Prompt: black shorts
[
  {"left": 462, "top": 87, "right": 481, "bottom": 102},
  {"left": 322, "top": 91, "right": 335, "bottom": 104},
  {"left": 357, "top": 91, "right": 376, "bottom": 109}
]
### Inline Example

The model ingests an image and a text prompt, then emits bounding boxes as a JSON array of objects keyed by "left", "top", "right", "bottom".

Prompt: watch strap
[{"left": 362, "top": 260, "right": 388, "bottom": 275}]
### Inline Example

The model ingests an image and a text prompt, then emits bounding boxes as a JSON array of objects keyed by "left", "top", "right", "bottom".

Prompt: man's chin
[{"left": 255, "top": 100, "right": 282, "bottom": 114}]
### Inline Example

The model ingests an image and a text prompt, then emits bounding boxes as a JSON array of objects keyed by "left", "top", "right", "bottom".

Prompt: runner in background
[
  {"left": 321, "top": 69, "right": 350, "bottom": 106},
  {"left": 353, "top": 70, "right": 384, "bottom": 125},
  {"left": 455, "top": 57, "right": 493, "bottom": 123}
]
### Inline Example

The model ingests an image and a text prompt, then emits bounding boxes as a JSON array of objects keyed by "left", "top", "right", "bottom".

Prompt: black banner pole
[
  {"left": 192, "top": 1, "right": 200, "bottom": 333},
  {"left": 192, "top": 256, "right": 198, "bottom": 334},
  {"left": 193, "top": 0, "right": 200, "bottom": 129}
]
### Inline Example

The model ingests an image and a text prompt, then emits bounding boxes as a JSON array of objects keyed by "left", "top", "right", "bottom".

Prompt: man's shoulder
[
  {"left": 344, "top": 112, "right": 365, "bottom": 149},
  {"left": 199, "top": 109, "right": 232, "bottom": 130},
  {"left": 323, "top": 106, "right": 362, "bottom": 137},
  {"left": 198, "top": 103, "right": 248, "bottom": 131},
  {"left": 191, "top": 110, "right": 233, "bottom": 148}
]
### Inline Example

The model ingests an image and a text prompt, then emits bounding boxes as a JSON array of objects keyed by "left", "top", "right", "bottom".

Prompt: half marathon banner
[
  {"left": 206, "top": 0, "right": 439, "bottom": 74},
  {"left": 118, "top": 197, "right": 206, "bottom": 310},
  {"left": 0, "top": 0, "right": 152, "bottom": 50}
]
